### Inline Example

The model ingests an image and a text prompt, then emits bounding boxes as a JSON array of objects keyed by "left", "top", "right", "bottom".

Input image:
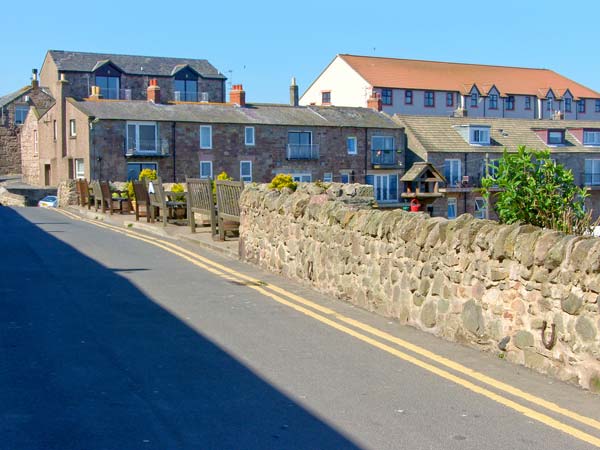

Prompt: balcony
[
  {"left": 91, "top": 87, "right": 132, "bottom": 100},
  {"left": 371, "top": 149, "right": 398, "bottom": 167},
  {"left": 174, "top": 91, "right": 209, "bottom": 102},
  {"left": 582, "top": 172, "right": 600, "bottom": 189},
  {"left": 125, "top": 139, "right": 169, "bottom": 157},
  {"left": 287, "top": 144, "right": 320, "bottom": 160}
]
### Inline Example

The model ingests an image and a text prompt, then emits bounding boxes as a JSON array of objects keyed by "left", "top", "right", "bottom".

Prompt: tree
[{"left": 480, "top": 145, "right": 596, "bottom": 235}]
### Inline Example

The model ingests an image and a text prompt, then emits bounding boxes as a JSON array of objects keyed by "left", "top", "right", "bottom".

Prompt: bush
[
  {"left": 481, "top": 145, "right": 597, "bottom": 235},
  {"left": 171, "top": 183, "right": 186, "bottom": 202},
  {"left": 125, "top": 181, "right": 135, "bottom": 200},
  {"left": 269, "top": 174, "right": 297, "bottom": 191},
  {"left": 138, "top": 169, "right": 157, "bottom": 182}
]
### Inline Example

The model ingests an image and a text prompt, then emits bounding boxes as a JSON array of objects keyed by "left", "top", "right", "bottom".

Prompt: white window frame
[
  {"left": 200, "top": 161, "right": 213, "bottom": 179},
  {"left": 583, "top": 131, "right": 600, "bottom": 146},
  {"left": 474, "top": 197, "right": 487, "bottom": 219},
  {"left": 445, "top": 159, "right": 462, "bottom": 186},
  {"left": 14, "top": 105, "right": 28, "bottom": 125},
  {"left": 70, "top": 119, "right": 77, "bottom": 137},
  {"left": 292, "top": 173, "right": 312, "bottom": 182},
  {"left": 371, "top": 173, "right": 398, "bottom": 202},
  {"left": 585, "top": 159, "right": 600, "bottom": 186},
  {"left": 347, "top": 136, "right": 357, "bottom": 155},
  {"left": 126, "top": 162, "right": 158, "bottom": 181},
  {"left": 470, "top": 127, "right": 490, "bottom": 145},
  {"left": 200, "top": 125, "right": 213, "bottom": 149},
  {"left": 244, "top": 127, "right": 255, "bottom": 146},
  {"left": 126, "top": 121, "right": 158, "bottom": 154},
  {"left": 447, "top": 197, "right": 457, "bottom": 219},
  {"left": 547, "top": 130, "right": 564, "bottom": 146},
  {"left": 75, "top": 158, "right": 85, "bottom": 179},
  {"left": 240, "top": 160, "right": 252, "bottom": 182},
  {"left": 323, "top": 172, "right": 333, "bottom": 182},
  {"left": 33, "top": 129, "right": 38, "bottom": 155}
]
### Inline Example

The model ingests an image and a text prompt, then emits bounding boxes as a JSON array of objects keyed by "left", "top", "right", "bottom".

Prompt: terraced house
[
  {"left": 19, "top": 50, "right": 405, "bottom": 204},
  {"left": 395, "top": 115, "right": 600, "bottom": 219},
  {"left": 301, "top": 54, "right": 600, "bottom": 121}
]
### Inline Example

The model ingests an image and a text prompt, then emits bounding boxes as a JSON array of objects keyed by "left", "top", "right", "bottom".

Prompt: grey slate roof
[
  {"left": 48, "top": 50, "right": 226, "bottom": 79},
  {"left": 395, "top": 114, "right": 600, "bottom": 155},
  {"left": 0, "top": 86, "right": 31, "bottom": 108},
  {"left": 69, "top": 99, "right": 401, "bottom": 129}
]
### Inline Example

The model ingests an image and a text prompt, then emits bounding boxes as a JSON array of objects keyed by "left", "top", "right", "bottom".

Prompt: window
[
  {"left": 565, "top": 98, "right": 572, "bottom": 113},
  {"left": 481, "top": 159, "right": 499, "bottom": 178},
  {"left": 474, "top": 198, "right": 487, "bottom": 219},
  {"left": 245, "top": 127, "right": 255, "bottom": 146},
  {"left": 585, "top": 159, "right": 600, "bottom": 185},
  {"left": 596, "top": 100, "right": 600, "bottom": 113},
  {"left": 347, "top": 136, "right": 357, "bottom": 155},
  {"left": 424, "top": 91, "right": 435, "bottom": 107},
  {"left": 292, "top": 173, "right": 312, "bottom": 182},
  {"left": 444, "top": 159, "right": 461, "bottom": 186},
  {"left": 446, "top": 92, "right": 454, "bottom": 107},
  {"left": 240, "top": 161, "right": 252, "bottom": 182},
  {"left": 127, "top": 162, "right": 157, "bottom": 181},
  {"left": 578, "top": 100, "right": 586, "bottom": 113},
  {"left": 583, "top": 131, "right": 600, "bottom": 146},
  {"left": 15, "top": 105, "right": 28, "bottom": 125},
  {"left": 96, "top": 75, "right": 120, "bottom": 99},
  {"left": 525, "top": 96, "right": 532, "bottom": 110},
  {"left": 127, "top": 122, "right": 158, "bottom": 154},
  {"left": 470, "top": 93, "right": 478, "bottom": 107},
  {"left": 53, "top": 120, "right": 57, "bottom": 141},
  {"left": 381, "top": 89, "right": 393, "bottom": 105},
  {"left": 69, "top": 119, "right": 76, "bottom": 137},
  {"left": 200, "top": 125, "right": 212, "bottom": 149},
  {"left": 75, "top": 159, "right": 85, "bottom": 179},
  {"left": 506, "top": 96, "right": 515, "bottom": 111},
  {"left": 323, "top": 172, "right": 333, "bottom": 182},
  {"left": 548, "top": 130, "right": 564, "bottom": 145},
  {"left": 200, "top": 161, "right": 213, "bottom": 179},
  {"left": 174, "top": 75, "right": 198, "bottom": 102},
  {"left": 321, "top": 91, "right": 331, "bottom": 104},
  {"left": 404, "top": 90, "right": 413, "bottom": 105},
  {"left": 470, "top": 127, "right": 490, "bottom": 145},
  {"left": 489, "top": 94, "right": 498, "bottom": 109},
  {"left": 365, "top": 174, "right": 398, "bottom": 202},
  {"left": 547, "top": 98, "right": 553, "bottom": 111},
  {"left": 33, "top": 129, "right": 38, "bottom": 155},
  {"left": 447, "top": 198, "right": 457, "bottom": 219}
]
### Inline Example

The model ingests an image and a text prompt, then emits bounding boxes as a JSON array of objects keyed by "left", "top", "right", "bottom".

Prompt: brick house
[
  {"left": 395, "top": 115, "right": 600, "bottom": 219},
  {"left": 21, "top": 76, "right": 405, "bottom": 204},
  {"left": 300, "top": 54, "right": 600, "bottom": 121},
  {"left": 0, "top": 70, "right": 54, "bottom": 175}
]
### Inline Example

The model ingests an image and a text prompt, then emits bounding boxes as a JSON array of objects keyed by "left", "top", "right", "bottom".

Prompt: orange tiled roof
[{"left": 340, "top": 54, "right": 600, "bottom": 99}]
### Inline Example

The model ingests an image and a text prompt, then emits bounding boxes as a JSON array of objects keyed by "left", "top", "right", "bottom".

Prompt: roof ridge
[{"left": 49, "top": 49, "right": 210, "bottom": 63}]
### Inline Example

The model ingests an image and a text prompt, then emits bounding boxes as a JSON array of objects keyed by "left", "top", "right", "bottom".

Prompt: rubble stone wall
[{"left": 239, "top": 183, "right": 600, "bottom": 391}]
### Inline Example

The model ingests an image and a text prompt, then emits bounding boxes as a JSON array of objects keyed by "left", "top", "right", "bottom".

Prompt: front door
[{"left": 44, "top": 164, "right": 51, "bottom": 186}]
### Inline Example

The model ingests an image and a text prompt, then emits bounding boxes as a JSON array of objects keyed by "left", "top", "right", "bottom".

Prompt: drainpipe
[
  {"left": 483, "top": 96, "right": 486, "bottom": 118},
  {"left": 463, "top": 153, "right": 468, "bottom": 214},
  {"left": 172, "top": 122, "right": 176, "bottom": 182}
]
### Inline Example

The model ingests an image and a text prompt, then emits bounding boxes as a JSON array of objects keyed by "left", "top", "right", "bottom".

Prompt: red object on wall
[{"left": 410, "top": 198, "right": 421, "bottom": 212}]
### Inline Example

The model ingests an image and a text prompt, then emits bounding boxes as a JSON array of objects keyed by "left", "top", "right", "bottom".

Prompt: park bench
[
  {"left": 215, "top": 180, "right": 244, "bottom": 241},
  {"left": 146, "top": 177, "right": 186, "bottom": 227},
  {"left": 90, "top": 181, "right": 105, "bottom": 212},
  {"left": 132, "top": 180, "right": 151, "bottom": 222},
  {"left": 99, "top": 181, "right": 124, "bottom": 215},
  {"left": 186, "top": 178, "right": 217, "bottom": 237},
  {"left": 76, "top": 179, "right": 94, "bottom": 209}
]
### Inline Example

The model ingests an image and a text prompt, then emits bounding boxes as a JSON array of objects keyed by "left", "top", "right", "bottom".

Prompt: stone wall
[
  {"left": 239, "top": 183, "right": 600, "bottom": 391},
  {"left": 57, "top": 180, "right": 78, "bottom": 207},
  {"left": 0, "top": 127, "right": 20, "bottom": 175},
  {"left": 0, "top": 186, "right": 26, "bottom": 206}
]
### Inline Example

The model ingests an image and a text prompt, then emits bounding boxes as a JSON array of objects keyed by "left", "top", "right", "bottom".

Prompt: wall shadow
[{"left": 0, "top": 207, "right": 361, "bottom": 450}]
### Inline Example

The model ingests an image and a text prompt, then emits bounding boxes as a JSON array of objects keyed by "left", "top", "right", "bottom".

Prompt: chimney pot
[
  {"left": 290, "top": 76, "right": 299, "bottom": 106},
  {"left": 147, "top": 79, "right": 161, "bottom": 103},
  {"left": 367, "top": 91, "right": 382, "bottom": 112},
  {"left": 31, "top": 68, "right": 39, "bottom": 89},
  {"left": 230, "top": 84, "right": 246, "bottom": 107}
]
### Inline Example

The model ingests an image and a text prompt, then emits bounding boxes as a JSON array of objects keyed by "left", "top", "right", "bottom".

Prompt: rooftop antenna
[{"left": 226, "top": 70, "right": 233, "bottom": 90}]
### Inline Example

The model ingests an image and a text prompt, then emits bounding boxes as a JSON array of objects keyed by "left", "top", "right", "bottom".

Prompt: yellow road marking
[{"left": 52, "top": 208, "right": 600, "bottom": 447}]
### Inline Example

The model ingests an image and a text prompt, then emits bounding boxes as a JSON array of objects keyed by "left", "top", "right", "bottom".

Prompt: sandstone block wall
[{"left": 239, "top": 183, "right": 600, "bottom": 391}]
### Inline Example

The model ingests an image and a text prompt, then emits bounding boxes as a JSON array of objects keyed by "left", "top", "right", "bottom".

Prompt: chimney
[
  {"left": 230, "top": 84, "right": 246, "bottom": 107},
  {"left": 89, "top": 85, "right": 102, "bottom": 100},
  {"left": 31, "top": 69, "right": 39, "bottom": 89},
  {"left": 147, "top": 79, "right": 161, "bottom": 104},
  {"left": 290, "top": 77, "right": 299, "bottom": 106},
  {"left": 367, "top": 91, "right": 382, "bottom": 112}
]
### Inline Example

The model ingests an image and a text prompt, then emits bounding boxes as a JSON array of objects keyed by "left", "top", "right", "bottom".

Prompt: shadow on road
[{"left": 0, "top": 207, "right": 360, "bottom": 450}]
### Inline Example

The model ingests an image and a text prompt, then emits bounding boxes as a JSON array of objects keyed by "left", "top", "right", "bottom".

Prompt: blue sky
[{"left": 2, "top": 0, "right": 599, "bottom": 103}]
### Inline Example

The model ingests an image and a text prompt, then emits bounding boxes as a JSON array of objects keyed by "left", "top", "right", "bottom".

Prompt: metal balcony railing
[
  {"left": 174, "top": 91, "right": 199, "bottom": 102},
  {"left": 371, "top": 149, "right": 396, "bottom": 166},
  {"left": 287, "top": 144, "right": 320, "bottom": 160},
  {"left": 91, "top": 87, "right": 132, "bottom": 100},
  {"left": 126, "top": 139, "right": 169, "bottom": 157},
  {"left": 582, "top": 172, "right": 600, "bottom": 186}
]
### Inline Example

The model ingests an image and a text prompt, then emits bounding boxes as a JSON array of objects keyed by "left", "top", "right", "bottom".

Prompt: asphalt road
[{"left": 1, "top": 206, "right": 599, "bottom": 450}]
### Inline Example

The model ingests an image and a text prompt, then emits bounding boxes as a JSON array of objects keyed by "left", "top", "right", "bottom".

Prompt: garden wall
[{"left": 239, "top": 183, "right": 600, "bottom": 391}]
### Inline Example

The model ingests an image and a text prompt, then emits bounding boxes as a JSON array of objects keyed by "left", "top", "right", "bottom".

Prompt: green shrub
[
  {"left": 138, "top": 169, "right": 157, "bottom": 182},
  {"left": 125, "top": 181, "right": 135, "bottom": 200},
  {"left": 269, "top": 174, "right": 297, "bottom": 191},
  {"left": 171, "top": 183, "right": 186, "bottom": 202}
]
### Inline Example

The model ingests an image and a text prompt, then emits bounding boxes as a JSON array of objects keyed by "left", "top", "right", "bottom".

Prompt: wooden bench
[
  {"left": 186, "top": 178, "right": 217, "bottom": 237},
  {"left": 76, "top": 179, "right": 94, "bottom": 209},
  {"left": 215, "top": 180, "right": 244, "bottom": 241},
  {"left": 90, "top": 181, "right": 105, "bottom": 212},
  {"left": 146, "top": 177, "right": 186, "bottom": 226},
  {"left": 132, "top": 180, "right": 151, "bottom": 222}
]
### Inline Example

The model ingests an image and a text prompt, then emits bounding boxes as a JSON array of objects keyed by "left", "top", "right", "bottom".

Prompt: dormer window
[
  {"left": 471, "top": 127, "right": 489, "bottom": 144},
  {"left": 174, "top": 68, "right": 198, "bottom": 102},
  {"left": 583, "top": 130, "right": 600, "bottom": 146},
  {"left": 547, "top": 98, "right": 553, "bottom": 111},
  {"left": 506, "top": 96, "right": 515, "bottom": 111},
  {"left": 94, "top": 64, "right": 121, "bottom": 99},
  {"left": 470, "top": 93, "right": 478, "bottom": 107},
  {"left": 548, "top": 130, "right": 564, "bottom": 145}
]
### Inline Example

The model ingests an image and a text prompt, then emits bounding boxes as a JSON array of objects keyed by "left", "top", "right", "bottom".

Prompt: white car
[{"left": 38, "top": 195, "right": 58, "bottom": 208}]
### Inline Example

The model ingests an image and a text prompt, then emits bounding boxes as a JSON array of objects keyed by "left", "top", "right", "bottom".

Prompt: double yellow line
[{"left": 54, "top": 208, "right": 600, "bottom": 447}]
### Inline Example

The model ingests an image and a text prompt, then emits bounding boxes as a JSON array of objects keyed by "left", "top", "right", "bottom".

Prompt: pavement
[{"left": 2, "top": 205, "right": 600, "bottom": 450}]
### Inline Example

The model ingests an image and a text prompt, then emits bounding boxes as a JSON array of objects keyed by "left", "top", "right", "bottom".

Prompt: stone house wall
[{"left": 239, "top": 183, "right": 600, "bottom": 391}]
